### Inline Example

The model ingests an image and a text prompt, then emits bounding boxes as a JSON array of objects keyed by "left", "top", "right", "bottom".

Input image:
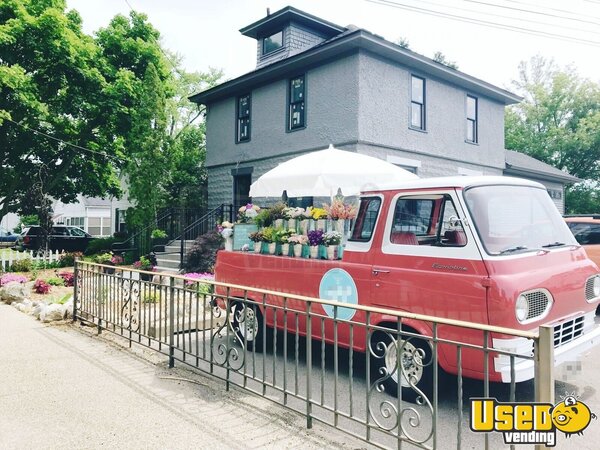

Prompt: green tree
[
  {"left": 505, "top": 56, "right": 600, "bottom": 213},
  {"left": 0, "top": 0, "right": 122, "bottom": 224}
]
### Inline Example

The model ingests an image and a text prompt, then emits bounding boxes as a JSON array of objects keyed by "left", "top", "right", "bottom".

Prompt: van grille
[
  {"left": 524, "top": 290, "right": 550, "bottom": 320},
  {"left": 585, "top": 277, "right": 598, "bottom": 301},
  {"left": 554, "top": 316, "right": 585, "bottom": 348}
]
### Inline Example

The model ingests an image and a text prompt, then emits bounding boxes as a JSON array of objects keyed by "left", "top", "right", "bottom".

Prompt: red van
[{"left": 214, "top": 177, "right": 600, "bottom": 398}]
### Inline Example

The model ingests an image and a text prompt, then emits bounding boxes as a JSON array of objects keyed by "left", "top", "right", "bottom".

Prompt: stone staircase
[{"left": 153, "top": 240, "right": 195, "bottom": 273}]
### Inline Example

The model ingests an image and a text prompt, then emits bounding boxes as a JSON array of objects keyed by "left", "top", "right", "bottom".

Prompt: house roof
[
  {"left": 82, "top": 197, "right": 112, "bottom": 207},
  {"left": 504, "top": 150, "right": 580, "bottom": 184},
  {"left": 239, "top": 6, "right": 345, "bottom": 39},
  {"left": 190, "top": 9, "right": 522, "bottom": 106}
]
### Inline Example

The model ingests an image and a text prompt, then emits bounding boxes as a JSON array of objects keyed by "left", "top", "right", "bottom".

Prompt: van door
[{"left": 369, "top": 190, "right": 490, "bottom": 373}]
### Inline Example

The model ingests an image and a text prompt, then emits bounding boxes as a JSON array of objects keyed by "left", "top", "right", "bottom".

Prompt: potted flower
[
  {"left": 134, "top": 255, "right": 155, "bottom": 281},
  {"left": 151, "top": 229, "right": 169, "bottom": 252},
  {"left": 308, "top": 206, "right": 328, "bottom": 231},
  {"left": 288, "top": 234, "right": 308, "bottom": 257},
  {"left": 95, "top": 252, "right": 115, "bottom": 274},
  {"left": 270, "top": 202, "right": 287, "bottom": 229},
  {"left": 275, "top": 228, "right": 293, "bottom": 256},
  {"left": 237, "top": 203, "right": 261, "bottom": 223},
  {"left": 324, "top": 198, "right": 358, "bottom": 236},
  {"left": 248, "top": 231, "right": 264, "bottom": 253},
  {"left": 307, "top": 229, "right": 324, "bottom": 259},
  {"left": 261, "top": 227, "right": 277, "bottom": 255},
  {"left": 322, "top": 231, "right": 342, "bottom": 260},
  {"left": 218, "top": 221, "right": 234, "bottom": 251}
]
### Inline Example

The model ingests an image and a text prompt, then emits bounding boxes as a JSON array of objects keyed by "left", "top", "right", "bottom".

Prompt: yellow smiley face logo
[{"left": 551, "top": 396, "right": 596, "bottom": 437}]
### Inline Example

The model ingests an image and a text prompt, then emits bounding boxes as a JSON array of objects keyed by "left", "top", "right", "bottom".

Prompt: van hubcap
[{"left": 385, "top": 339, "right": 424, "bottom": 387}]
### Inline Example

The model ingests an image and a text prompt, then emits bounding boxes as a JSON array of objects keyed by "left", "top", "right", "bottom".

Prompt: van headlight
[{"left": 515, "top": 294, "right": 529, "bottom": 322}]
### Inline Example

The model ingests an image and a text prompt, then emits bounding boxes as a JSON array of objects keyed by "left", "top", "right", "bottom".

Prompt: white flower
[{"left": 221, "top": 228, "right": 233, "bottom": 238}]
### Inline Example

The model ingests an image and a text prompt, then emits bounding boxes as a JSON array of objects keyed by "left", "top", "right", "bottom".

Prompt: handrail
[
  {"left": 176, "top": 204, "right": 232, "bottom": 269},
  {"left": 112, "top": 209, "right": 175, "bottom": 254}
]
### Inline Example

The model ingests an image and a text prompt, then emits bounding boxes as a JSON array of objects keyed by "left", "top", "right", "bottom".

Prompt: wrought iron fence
[{"left": 73, "top": 261, "right": 553, "bottom": 450}]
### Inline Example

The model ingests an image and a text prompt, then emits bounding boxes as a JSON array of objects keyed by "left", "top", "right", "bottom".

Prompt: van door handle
[{"left": 372, "top": 268, "right": 390, "bottom": 275}]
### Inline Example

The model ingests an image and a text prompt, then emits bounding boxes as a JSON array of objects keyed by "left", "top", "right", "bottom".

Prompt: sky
[{"left": 66, "top": 0, "right": 600, "bottom": 91}]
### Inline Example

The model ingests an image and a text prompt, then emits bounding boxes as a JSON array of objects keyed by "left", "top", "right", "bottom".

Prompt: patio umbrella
[{"left": 249, "top": 145, "right": 419, "bottom": 197}]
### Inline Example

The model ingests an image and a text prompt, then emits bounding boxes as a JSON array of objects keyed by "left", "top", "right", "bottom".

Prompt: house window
[
  {"left": 410, "top": 75, "right": 425, "bottom": 130},
  {"left": 288, "top": 75, "right": 305, "bottom": 130},
  {"left": 236, "top": 94, "right": 251, "bottom": 143},
  {"left": 466, "top": 95, "right": 478, "bottom": 143},
  {"left": 88, "top": 217, "right": 110, "bottom": 237},
  {"left": 263, "top": 30, "right": 283, "bottom": 55},
  {"left": 66, "top": 217, "right": 85, "bottom": 228}
]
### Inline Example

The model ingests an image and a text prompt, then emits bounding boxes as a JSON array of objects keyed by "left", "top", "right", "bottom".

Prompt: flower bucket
[
  {"left": 224, "top": 236, "right": 233, "bottom": 251},
  {"left": 293, "top": 245, "right": 302, "bottom": 257},
  {"left": 287, "top": 218, "right": 296, "bottom": 231},
  {"left": 334, "top": 219, "right": 345, "bottom": 235},
  {"left": 253, "top": 242, "right": 261, "bottom": 253},
  {"left": 274, "top": 219, "right": 284, "bottom": 229},
  {"left": 281, "top": 243, "right": 290, "bottom": 256},
  {"left": 316, "top": 219, "right": 326, "bottom": 231},
  {"left": 300, "top": 220, "right": 309, "bottom": 235},
  {"left": 309, "top": 245, "right": 319, "bottom": 259},
  {"left": 268, "top": 243, "right": 277, "bottom": 255},
  {"left": 326, "top": 246, "right": 335, "bottom": 260}
]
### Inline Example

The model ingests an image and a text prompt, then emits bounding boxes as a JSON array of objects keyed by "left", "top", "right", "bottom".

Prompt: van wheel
[
  {"left": 370, "top": 329, "right": 433, "bottom": 403},
  {"left": 230, "top": 301, "right": 267, "bottom": 352}
]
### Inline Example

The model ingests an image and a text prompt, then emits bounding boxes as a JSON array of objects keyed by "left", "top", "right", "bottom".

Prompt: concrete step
[
  {"left": 155, "top": 252, "right": 181, "bottom": 262},
  {"left": 154, "top": 265, "right": 180, "bottom": 274},
  {"left": 155, "top": 258, "right": 181, "bottom": 270}
]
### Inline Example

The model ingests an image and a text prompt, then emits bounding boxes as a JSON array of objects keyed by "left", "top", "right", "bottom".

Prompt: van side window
[
  {"left": 390, "top": 195, "right": 467, "bottom": 247},
  {"left": 349, "top": 197, "right": 381, "bottom": 242}
]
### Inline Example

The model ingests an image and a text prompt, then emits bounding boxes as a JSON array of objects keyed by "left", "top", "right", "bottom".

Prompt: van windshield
[{"left": 464, "top": 185, "right": 577, "bottom": 255}]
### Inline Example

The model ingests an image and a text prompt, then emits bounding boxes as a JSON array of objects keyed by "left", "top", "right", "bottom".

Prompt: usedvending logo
[{"left": 470, "top": 395, "right": 596, "bottom": 446}]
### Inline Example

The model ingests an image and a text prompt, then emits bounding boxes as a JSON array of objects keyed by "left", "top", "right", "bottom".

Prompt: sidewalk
[{"left": 0, "top": 304, "right": 368, "bottom": 450}]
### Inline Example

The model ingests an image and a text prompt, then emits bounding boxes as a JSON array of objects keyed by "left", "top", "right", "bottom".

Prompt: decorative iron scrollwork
[{"left": 121, "top": 279, "right": 140, "bottom": 332}]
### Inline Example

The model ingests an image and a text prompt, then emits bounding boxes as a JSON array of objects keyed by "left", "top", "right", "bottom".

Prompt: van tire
[
  {"left": 230, "top": 301, "right": 268, "bottom": 352},
  {"left": 370, "top": 328, "right": 434, "bottom": 403}
]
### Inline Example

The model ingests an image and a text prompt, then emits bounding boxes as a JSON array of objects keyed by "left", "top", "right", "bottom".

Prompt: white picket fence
[{"left": 0, "top": 250, "right": 63, "bottom": 271}]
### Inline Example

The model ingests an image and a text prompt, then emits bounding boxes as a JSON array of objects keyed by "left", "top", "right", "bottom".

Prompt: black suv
[{"left": 16, "top": 225, "right": 94, "bottom": 253}]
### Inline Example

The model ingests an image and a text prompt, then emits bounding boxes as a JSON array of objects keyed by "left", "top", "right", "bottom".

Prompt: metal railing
[
  {"left": 174, "top": 204, "right": 233, "bottom": 267},
  {"left": 73, "top": 261, "right": 553, "bottom": 450},
  {"left": 112, "top": 208, "right": 206, "bottom": 258}
]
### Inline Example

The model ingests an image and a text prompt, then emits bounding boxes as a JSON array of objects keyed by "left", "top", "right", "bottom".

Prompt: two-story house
[{"left": 191, "top": 6, "right": 577, "bottom": 213}]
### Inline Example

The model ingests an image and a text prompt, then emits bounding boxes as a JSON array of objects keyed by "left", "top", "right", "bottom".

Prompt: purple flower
[
  {"left": 307, "top": 229, "right": 324, "bottom": 246},
  {"left": 183, "top": 272, "right": 214, "bottom": 285},
  {"left": 0, "top": 274, "right": 28, "bottom": 286}
]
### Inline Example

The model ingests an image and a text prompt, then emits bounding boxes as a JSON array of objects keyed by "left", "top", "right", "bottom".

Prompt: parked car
[
  {"left": 16, "top": 225, "right": 94, "bottom": 253},
  {"left": 565, "top": 215, "right": 600, "bottom": 268},
  {"left": 0, "top": 228, "right": 18, "bottom": 247}
]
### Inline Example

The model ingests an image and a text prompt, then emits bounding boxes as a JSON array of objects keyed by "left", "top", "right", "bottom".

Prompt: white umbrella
[{"left": 249, "top": 145, "right": 419, "bottom": 197}]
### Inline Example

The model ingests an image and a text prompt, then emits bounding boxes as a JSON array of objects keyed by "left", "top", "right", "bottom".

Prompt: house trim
[{"left": 191, "top": 30, "right": 522, "bottom": 106}]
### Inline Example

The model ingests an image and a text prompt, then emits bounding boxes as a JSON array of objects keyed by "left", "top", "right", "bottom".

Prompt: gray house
[{"left": 191, "top": 6, "right": 577, "bottom": 213}]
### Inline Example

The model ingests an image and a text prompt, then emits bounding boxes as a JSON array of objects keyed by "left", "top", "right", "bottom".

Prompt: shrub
[
  {"left": 31, "top": 260, "right": 60, "bottom": 270},
  {"left": 85, "top": 237, "right": 117, "bottom": 256},
  {"left": 142, "top": 294, "right": 159, "bottom": 303},
  {"left": 113, "top": 231, "right": 128, "bottom": 240},
  {"left": 93, "top": 253, "right": 112, "bottom": 264},
  {"left": 58, "top": 252, "right": 83, "bottom": 268},
  {"left": 58, "top": 272, "right": 74, "bottom": 287},
  {"left": 0, "top": 273, "right": 28, "bottom": 286},
  {"left": 10, "top": 259, "right": 32, "bottom": 273},
  {"left": 46, "top": 277, "right": 65, "bottom": 286},
  {"left": 33, "top": 279, "right": 51, "bottom": 294},
  {"left": 182, "top": 231, "right": 223, "bottom": 273},
  {"left": 151, "top": 229, "right": 167, "bottom": 239}
]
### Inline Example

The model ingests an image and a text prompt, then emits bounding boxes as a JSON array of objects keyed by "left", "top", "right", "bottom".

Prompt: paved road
[{"left": 0, "top": 304, "right": 368, "bottom": 450}]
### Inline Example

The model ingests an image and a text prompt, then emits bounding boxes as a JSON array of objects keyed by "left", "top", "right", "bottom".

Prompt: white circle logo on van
[{"left": 319, "top": 268, "right": 358, "bottom": 321}]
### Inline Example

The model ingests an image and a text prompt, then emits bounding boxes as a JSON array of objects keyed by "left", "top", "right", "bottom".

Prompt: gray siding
[
  {"left": 205, "top": 52, "right": 360, "bottom": 169},
  {"left": 256, "top": 22, "right": 327, "bottom": 69},
  {"left": 357, "top": 51, "right": 506, "bottom": 171}
]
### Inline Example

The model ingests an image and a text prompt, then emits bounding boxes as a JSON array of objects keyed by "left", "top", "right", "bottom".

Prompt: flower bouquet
[
  {"left": 218, "top": 221, "right": 234, "bottom": 250},
  {"left": 288, "top": 234, "right": 309, "bottom": 257},
  {"left": 261, "top": 227, "right": 277, "bottom": 254},
  {"left": 307, "top": 229, "right": 324, "bottom": 259},
  {"left": 323, "top": 231, "right": 342, "bottom": 260},
  {"left": 238, "top": 203, "right": 260, "bottom": 223},
  {"left": 275, "top": 228, "right": 294, "bottom": 256},
  {"left": 248, "top": 231, "right": 264, "bottom": 253},
  {"left": 324, "top": 198, "right": 358, "bottom": 235}
]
